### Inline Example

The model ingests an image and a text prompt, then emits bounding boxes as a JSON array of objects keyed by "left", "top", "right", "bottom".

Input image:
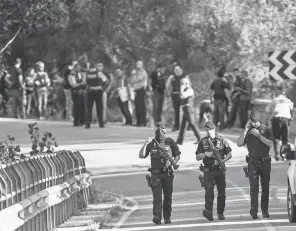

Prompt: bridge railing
[{"left": 0, "top": 150, "right": 92, "bottom": 231}]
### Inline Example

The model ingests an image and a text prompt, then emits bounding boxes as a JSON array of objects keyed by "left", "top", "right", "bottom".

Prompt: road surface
[
  {"left": 93, "top": 164, "right": 295, "bottom": 231},
  {"left": 2, "top": 119, "right": 296, "bottom": 230}
]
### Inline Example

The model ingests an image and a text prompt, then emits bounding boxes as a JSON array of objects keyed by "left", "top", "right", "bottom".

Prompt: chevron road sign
[{"left": 268, "top": 50, "right": 296, "bottom": 81}]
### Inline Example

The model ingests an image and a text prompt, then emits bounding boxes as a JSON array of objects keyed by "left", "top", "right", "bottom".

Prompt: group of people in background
[{"left": 0, "top": 57, "right": 258, "bottom": 137}]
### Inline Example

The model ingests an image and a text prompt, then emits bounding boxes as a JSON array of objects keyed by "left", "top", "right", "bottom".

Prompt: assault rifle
[
  {"left": 207, "top": 138, "right": 227, "bottom": 175},
  {"left": 153, "top": 138, "right": 179, "bottom": 170}
]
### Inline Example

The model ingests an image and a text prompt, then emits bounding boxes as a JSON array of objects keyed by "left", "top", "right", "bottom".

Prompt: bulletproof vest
[
  {"left": 71, "top": 71, "right": 84, "bottom": 90},
  {"left": 86, "top": 68, "right": 104, "bottom": 88},
  {"left": 149, "top": 140, "right": 166, "bottom": 169},
  {"left": 35, "top": 72, "right": 47, "bottom": 88},
  {"left": 171, "top": 73, "right": 186, "bottom": 93},
  {"left": 201, "top": 137, "right": 225, "bottom": 168}
]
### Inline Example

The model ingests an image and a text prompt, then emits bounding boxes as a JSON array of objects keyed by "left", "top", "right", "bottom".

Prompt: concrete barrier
[{"left": 0, "top": 150, "right": 92, "bottom": 231}]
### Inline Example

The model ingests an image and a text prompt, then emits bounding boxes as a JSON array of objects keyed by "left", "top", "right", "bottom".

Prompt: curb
[{"left": 55, "top": 196, "right": 137, "bottom": 231}]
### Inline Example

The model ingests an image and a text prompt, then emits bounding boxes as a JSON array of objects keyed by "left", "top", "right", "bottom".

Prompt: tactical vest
[
  {"left": 71, "top": 71, "right": 84, "bottom": 90},
  {"left": 86, "top": 68, "right": 104, "bottom": 88},
  {"left": 201, "top": 137, "right": 225, "bottom": 168},
  {"left": 149, "top": 139, "right": 173, "bottom": 169},
  {"left": 171, "top": 73, "right": 186, "bottom": 93},
  {"left": 35, "top": 72, "right": 47, "bottom": 88}
]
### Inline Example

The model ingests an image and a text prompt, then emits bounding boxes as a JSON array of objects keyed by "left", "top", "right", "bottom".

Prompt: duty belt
[
  {"left": 148, "top": 168, "right": 172, "bottom": 174},
  {"left": 200, "top": 165, "right": 221, "bottom": 173},
  {"left": 247, "top": 155, "right": 271, "bottom": 164}
]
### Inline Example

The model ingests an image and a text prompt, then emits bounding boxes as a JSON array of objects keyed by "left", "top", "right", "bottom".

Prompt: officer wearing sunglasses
[{"left": 237, "top": 112, "right": 274, "bottom": 219}]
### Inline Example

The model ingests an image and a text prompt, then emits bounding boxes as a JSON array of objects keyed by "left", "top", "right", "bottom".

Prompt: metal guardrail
[{"left": 0, "top": 150, "right": 92, "bottom": 231}]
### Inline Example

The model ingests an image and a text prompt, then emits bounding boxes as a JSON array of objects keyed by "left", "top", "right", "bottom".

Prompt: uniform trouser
[
  {"left": 134, "top": 88, "right": 146, "bottom": 126},
  {"left": 118, "top": 97, "right": 132, "bottom": 125},
  {"left": 204, "top": 169, "right": 226, "bottom": 214},
  {"left": 151, "top": 172, "right": 174, "bottom": 220},
  {"left": 238, "top": 100, "right": 250, "bottom": 129},
  {"left": 152, "top": 91, "right": 164, "bottom": 123},
  {"left": 85, "top": 89, "right": 104, "bottom": 127},
  {"left": 177, "top": 106, "right": 201, "bottom": 144},
  {"left": 10, "top": 88, "right": 25, "bottom": 119},
  {"left": 248, "top": 159, "right": 271, "bottom": 213},
  {"left": 213, "top": 99, "right": 226, "bottom": 128},
  {"left": 171, "top": 93, "right": 180, "bottom": 129},
  {"left": 64, "top": 89, "right": 73, "bottom": 120},
  {"left": 72, "top": 90, "right": 85, "bottom": 125},
  {"left": 222, "top": 100, "right": 239, "bottom": 129}
]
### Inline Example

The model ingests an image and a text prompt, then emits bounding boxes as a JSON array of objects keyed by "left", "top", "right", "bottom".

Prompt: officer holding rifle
[
  {"left": 196, "top": 121, "right": 232, "bottom": 221},
  {"left": 237, "top": 112, "right": 273, "bottom": 219},
  {"left": 139, "top": 122, "right": 181, "bottom": 225}
]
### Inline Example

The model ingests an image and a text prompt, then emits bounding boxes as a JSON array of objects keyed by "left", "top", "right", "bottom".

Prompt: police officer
[
  {"left": 196, "top": 121, "right": 232, "bottom": 221},
  {"left": 139, "top": 122, "right": 181, "bottom": 225},
  {"left": 237, "top": 112, "right": 274, "bottom": 219},
  {"left": 85, "top": 62, "right": 108, "bottom": 129},
  {"left": 68, "top": 63, "right": 86, "bottom": 126}
]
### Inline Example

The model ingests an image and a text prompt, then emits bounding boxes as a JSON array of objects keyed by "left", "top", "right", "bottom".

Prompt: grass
[{"left": 84, "top": 185, "right": 129, "bottom": 230}]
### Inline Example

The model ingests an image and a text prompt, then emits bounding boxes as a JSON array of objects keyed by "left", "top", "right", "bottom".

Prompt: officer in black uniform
[
  {"left": 139, "top": 122, "right": 181, "bottom": 225},
  {"left": 85, "top": 62, "right": 108, "bottom": 129},
  {"left": 196, "top": 121, "right": 232, "bottom": 221},
  {"left": 237, "top": 112, "right": 274, "bottom": 219},
  {"left": 68, "top": 63, "right": 86, "bottom": 126}
]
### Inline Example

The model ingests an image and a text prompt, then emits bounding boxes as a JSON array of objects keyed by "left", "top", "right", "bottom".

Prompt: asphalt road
[
  {"left": 0, "top": 119, "right": 240, "bottom": 146},
  {"left": 93, "top": 164, "right": 296, "bottom": 231},
  {"left": 2, "top": 119, "right": 295, "bottom": 230}
]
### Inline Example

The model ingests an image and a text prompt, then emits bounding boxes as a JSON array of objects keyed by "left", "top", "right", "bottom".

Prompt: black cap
[
  {"left": 205, "top": 121, "right": 216, "bottom": 130},
  {"left": 156, "top": 122, "right": 166, "bottom": 130}
]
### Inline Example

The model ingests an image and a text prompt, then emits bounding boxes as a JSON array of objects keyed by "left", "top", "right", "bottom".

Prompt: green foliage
[
  {"left": 0, "top": 135, "right": 23, "bottom": 164},
  {"left": 28, "top": 122, "right": 58, "bottom": 155},
  {"left": 1, "top": 0, "right": 296, "bottom": 121}
]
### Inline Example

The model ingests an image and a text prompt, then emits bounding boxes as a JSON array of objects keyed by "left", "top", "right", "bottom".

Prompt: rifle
[
  {"left": 207, "top": 138, "right": 227, "bottom": 175},
  {"left": 153, "top": 138, "right": 179, "bottom": 170}
]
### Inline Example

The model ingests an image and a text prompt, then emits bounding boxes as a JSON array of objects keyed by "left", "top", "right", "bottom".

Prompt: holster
[
  {"left": 199, "top": 164, "right": 210, "bottom": 173},
  {"left": 146, "top": 175, "right": 152, "bottom": 188},
  {"left": 243, "top": 166, "right": 249, "bottom": 178}
]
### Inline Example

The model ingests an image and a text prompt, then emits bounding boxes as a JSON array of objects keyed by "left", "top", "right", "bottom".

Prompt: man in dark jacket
[
  {"left": 210, "top": 66, "right": 230, "bottom": 129},
  {"left": 150, "top": 63, "right": 166, "bottom": 123}
]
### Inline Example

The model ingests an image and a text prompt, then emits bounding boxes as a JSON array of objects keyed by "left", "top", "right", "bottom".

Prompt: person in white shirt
[{"left": 265, "top": 92, "right": 293, "bottom": 161}]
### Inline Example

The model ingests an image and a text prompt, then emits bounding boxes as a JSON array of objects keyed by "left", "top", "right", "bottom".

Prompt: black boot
[
  {"left": 164, "top": 218, "right": 171, "bottom": 224},
  {"left": 152, "top": 216, "right": 161, "bottom": 225},
  {"left": 203, "top": 209, "right": 213, "bottom": 221},
  {"left": 218, "top": 213, "right": 225, "bottom": 220},
  {"left": 250, "top": 209, "right": 258, "bottom": 219}
]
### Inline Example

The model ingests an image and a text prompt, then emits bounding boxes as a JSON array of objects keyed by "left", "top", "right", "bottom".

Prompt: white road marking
[
  {"left": 122, "top": 212, "right": 288, "bottom": 227},
  {"left": 112, "top": 196, "right": 139, "bottom": 229},
  {"left": 227, "top": 179, "right": 277, "bottom": 231},
  {"left": 112, "top": 219, "right": 289, "bottom": 231},
  {"left": 138, "top": 198, "right": 250, "bottom": 210},
  {"left": 132, "top": 188, "right": 249, "bottom": 200}
]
